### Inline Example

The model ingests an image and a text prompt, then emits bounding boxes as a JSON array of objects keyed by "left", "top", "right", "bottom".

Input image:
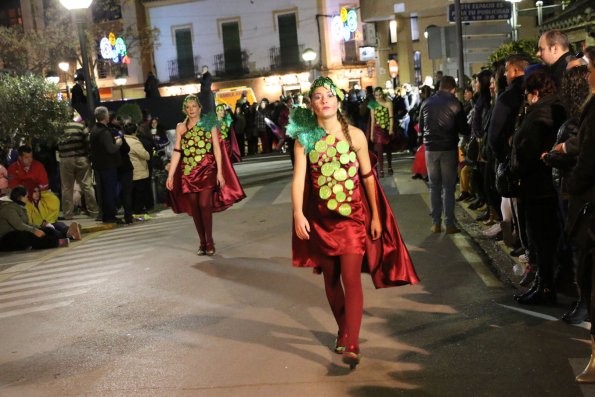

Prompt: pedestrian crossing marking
[
  {"left": 0, "top": 289, "right": 88, "bottom": 310},
  {"left": 0, "top": 300, "right": 73, "bottom": 319},
  {"left": 0, "top": 279, "right": 105, "bottom": 300},
  {"left": 0, "top": 270, "right": 121, "bottom": 293}
]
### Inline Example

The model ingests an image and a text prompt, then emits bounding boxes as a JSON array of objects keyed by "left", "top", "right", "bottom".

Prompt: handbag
[
  {"left": 464, "top": 136, "right": 479, "bottom": 165},
  {"left": 495, "top": 155, "right": 520, "bottom": 198}
]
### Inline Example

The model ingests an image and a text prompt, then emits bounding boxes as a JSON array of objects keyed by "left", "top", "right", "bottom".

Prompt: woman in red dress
[
  {"left": 166, "top": 95, "right": 245, "bottom": 255},
  {"left": 216, "top": 104, "right": 242, "bottom": 163},
  {"left": 289, "top": 77, "right": 419, "bottom": 369},
  {"left": 368, "top": 87, "right": 394, "bottom": 177}
]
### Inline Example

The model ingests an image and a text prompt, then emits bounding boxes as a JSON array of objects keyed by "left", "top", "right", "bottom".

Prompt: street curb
[{"left": 81, "top": 223, "right": 116, "bottom": 233}]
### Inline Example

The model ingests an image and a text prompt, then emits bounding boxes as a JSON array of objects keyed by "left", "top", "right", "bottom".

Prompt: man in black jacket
[
  {"left": 537, "top": 29, "right": 572, "bottom": 88},
  {"left": 420, "top": 75, "right": 470, "bottom": 234},
  {"left": 488, "top": 54, "right": 529, "bottom": 162},
  {"left": 90, "top": 106, "right": 123, "bottom": 223}
]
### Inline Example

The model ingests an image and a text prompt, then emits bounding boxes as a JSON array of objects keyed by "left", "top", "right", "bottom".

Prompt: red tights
[
  {"left": 320, "top": 254, "right": 364, "bottom": 352},
  {"left": 187, "top": 190, "right": 214, "bottom": 248},
  {"left": 374, "top": 143, "right": 392, "bottom": 173}
]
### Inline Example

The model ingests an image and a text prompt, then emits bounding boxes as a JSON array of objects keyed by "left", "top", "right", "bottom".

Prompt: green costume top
[
  {"left": 368, "top": 100, "right": 390, "bottom": 130},
  {"left": 180, "top": 113, "right": 217, "bottom": 176}
]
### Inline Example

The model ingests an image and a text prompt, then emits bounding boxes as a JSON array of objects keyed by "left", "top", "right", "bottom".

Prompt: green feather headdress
[
  {"left": 182, "top": 95, "right": 200, "bottom": 115},
  {"left": 309, "top": 77, "right": 344, "bottom": 101}
]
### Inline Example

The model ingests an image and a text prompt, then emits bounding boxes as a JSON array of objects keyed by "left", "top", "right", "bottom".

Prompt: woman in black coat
[
  {"left": 568, "top": 47, "right": 595, "bottom": 383},
  {"left": 512, "top": 68, "right": 567, "bottom": 305}
]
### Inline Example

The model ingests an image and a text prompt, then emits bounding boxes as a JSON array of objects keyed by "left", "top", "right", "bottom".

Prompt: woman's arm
[
  {"left": 352, "top": 127, "right": 381, "bottom": 240},
  {"left": 291, "top": 140, "right": 310, "bottom": 240},
  {"left": 166, "top": 123, "right": 185, "bottom": 190},
  {"left": 211, "top": 126, "right": 225, "bottom": 188}
]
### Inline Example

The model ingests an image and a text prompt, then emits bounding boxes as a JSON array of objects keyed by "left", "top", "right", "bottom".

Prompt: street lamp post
[
  {"left": 58, "top": 62, "right": 71, "bottom": 101},
  {"left": 506, "top": 0, "right": 523, "bottom": 41},
  {"left": 59, "top": 0, "right": 95, "bottom": 118},
  {"left": 302, "top": 48, "right": 317, "bottom": 81},
  {"left": 114, "top": 76, "right": 127, "bottom": 100}
]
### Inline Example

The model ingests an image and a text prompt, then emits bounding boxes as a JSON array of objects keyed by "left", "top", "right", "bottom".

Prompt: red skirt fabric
[
  {"left": 412, "top": 144, "right": 428, "bottom": 177},
  {"left": 168, "top": 145, "right": 245, "bottom": 215},
  {"left": 228, "top": 126, "right": 242, "bottom": 164},
  {"left": 373, "top": 124, "right": 390, "bottom": 145},
  {"left": 292, "top": 152, "right": 420, "bottom": 289}
]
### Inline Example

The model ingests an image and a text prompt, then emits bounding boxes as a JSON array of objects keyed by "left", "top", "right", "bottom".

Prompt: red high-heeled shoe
[{"left": 342, "top": 346, "right": 361, "bottom": 369}]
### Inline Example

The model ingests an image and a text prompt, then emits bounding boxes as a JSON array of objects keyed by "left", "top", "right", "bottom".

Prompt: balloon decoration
[
  {"left": 99, "top": 32, "right": 130, "bottom": 64},
  {"left": 331, "top": 8, "right": 360, "bottom": 42}
]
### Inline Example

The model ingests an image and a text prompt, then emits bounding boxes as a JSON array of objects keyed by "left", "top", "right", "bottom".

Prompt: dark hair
[
  {"left": 492, "top": 59, "right": 507, "bottom": 94},
  {"left": 464, "top": 86, "right": 473, "bottom": 94},
  {"left": 17, "top": 145, "right": 32, "bottom": 156},
  {"left": 506, "top": 54, "right": 531, "bottom": 70},
  {"left": 10, "top": 185, "right": 26, "bottom": 202},
  {"left": 373, "top": 86, "right": 385, "bottom": 99},
  {"left": 477, "top": 69, "right": 493, "bottom": 104},
  {"left": 560, "top": 65, "right": 590, "bottom": 119},
  {"left": 439, "top": 76, "right": 457, "bottom": 91},
  {"left": 420, "top": 85, "right": 433, "bottom": 100},
  {"left": 525, "top": 68, "right": 557, "bottom": 98},
  {"left": 543, "top": 29, "right": 570, "bottom": 51},
  {"left": 122, "top": 122, "right": 138, "bottom": 135}
]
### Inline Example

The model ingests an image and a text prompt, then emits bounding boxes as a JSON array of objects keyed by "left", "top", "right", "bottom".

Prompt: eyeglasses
[{"left": 576, "top": 51, "right": 584, "bottom": 59}]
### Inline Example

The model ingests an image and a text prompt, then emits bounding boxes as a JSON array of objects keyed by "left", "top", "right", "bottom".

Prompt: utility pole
[{"left": 454, "top": 0, "right": 465, "bottom": 88}]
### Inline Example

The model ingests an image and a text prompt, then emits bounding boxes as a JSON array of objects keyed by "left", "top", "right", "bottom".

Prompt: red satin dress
[
  {"left": 220, "top": 121, "right": 242, "bottom": 164},
  {"left": 292, "top": 134, "right": 420, "bottom": 288},
  {"left": 168, "top": 122, "right": 246, "bottom": 214},
  {"left": 372, "top": 105, "right": 391, "bottom": 145}
]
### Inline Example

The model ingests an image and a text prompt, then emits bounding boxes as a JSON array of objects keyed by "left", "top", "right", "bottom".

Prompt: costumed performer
[
  {"left": 368, "top": 87, "right": 394, "bottom": 177},
  {"left": 166, "top": 95, "right": 245, "bottom": 256},
  {"left": 289, "top": 77, "right": 419, "bottom": 370},
  {"left": 215, "top": 104, "right": 242, "bottom": 163}
]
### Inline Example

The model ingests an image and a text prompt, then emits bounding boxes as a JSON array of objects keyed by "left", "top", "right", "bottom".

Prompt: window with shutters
[
  {"left": 221, "top": 21, "right": 242, "bottom": 75},
  {"left": 0, "top": 0, "right": 22, "bottom": 28},
  {"left": 175, "top": 27, "right": 195, "bottom": 80},
  {"left": 277, "top": 13, "right": 300, "bottom": 68}
]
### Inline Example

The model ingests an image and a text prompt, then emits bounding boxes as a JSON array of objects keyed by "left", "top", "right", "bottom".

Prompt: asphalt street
[{"left": 0, "top": 154, "right": 594, "bottom": 397}]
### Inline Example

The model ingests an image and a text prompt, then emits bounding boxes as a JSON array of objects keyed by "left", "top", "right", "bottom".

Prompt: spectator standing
[
  {"left": 58, "top": 117, "right": 99, "bottom": 220},
  {"left": 420, "top": 76, "right": 470, "bottom": 233},
  {"left": 90, "top": 106, "right": 123, "bottom": 224},
  {"left": 144, "top": 72, "right": 161, "bottom": 98},
  {"left": 233, "top": 106, "right": 247, "bottom": 157},
  {"left": 123, "top": 123, "right": 151, "bottom": 215},
  {"left": 255, "top": 99, "right": 271, "bottom": 153},
  {"left": 512, "top": 69, "right": 567, "bottom": 305},
  {"left": 537, "top": 29, "right": 572, "bottom": 88}
]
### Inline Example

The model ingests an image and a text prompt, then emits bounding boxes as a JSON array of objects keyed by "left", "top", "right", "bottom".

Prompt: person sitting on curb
[
  {"left": 25, "top": 186, "right": 81, "bottom": 241},
  {"left": 0, "top": 186, "right": 69, "bottom": 251},
  {"left": 7, "top": 145, "right": 61, "bottom": 215}
]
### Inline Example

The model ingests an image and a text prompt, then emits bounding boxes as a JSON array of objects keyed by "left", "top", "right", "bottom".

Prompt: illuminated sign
[
  {"left": 100, "top": 33, "right": 129, "bottom": 64},
  {"left": 332, "top": 8, "right": 360, "bottom": 42}
]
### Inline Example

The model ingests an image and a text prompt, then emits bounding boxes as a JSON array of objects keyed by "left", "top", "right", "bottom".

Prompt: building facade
[
  {"left": 360, "top": 0, "right": 541, "bottom": 88},
  {"left": 143, "top": 0, "right": 375, "bottom": 102}
]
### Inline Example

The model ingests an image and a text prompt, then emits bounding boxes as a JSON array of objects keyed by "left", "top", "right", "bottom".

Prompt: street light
[
  {"left": 506, "top": 0, "right": 522, "bottom": 41},
  {"left": 58, "top": 62, "right": 71, "bottom": 100},
  {"left": 302, "top": 48, "right": 317, "bottom": 82},
  {"left": 59, "top": 0, "right": 95, "bottom": 118},
  {"left": 114, "top": 76, "right": 127, "bottom": 100}
]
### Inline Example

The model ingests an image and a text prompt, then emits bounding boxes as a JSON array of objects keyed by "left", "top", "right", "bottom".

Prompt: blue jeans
[{"left": 425, "top": 149, "right": 458, "bottom": 227}]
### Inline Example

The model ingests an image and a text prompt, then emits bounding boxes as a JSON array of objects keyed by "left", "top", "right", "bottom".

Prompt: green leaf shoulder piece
[
  {"left": 367, "top": 100, "right": 380, "bottom": 110},
  {"left": 198, "top": 112, "right": 219, "bottom": 132},
  {"left": 286, "top": 107, "right": 326, "bottom": 154}
]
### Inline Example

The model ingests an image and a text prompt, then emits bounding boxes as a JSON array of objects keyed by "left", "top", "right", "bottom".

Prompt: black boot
[
  {"left": 517, "top": 278, "right": 557, "bottom": 305},
  {"left": 562, "top": 300, "right": 589, "bottom": 324},
  {"left": 514, "top": 275, "right": 540, "bottom": 301}
]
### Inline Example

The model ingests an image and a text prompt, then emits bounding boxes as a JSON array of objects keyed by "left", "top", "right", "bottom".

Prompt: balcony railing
[
  {"left": 269, "top": 44, "right": 305, "bottom": 71},
  {"left": 213, "top": 51, "right": 250, "bottom": 77},
  {"left": 167, "top": 56, "right": 201, "bottom": 82}
]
